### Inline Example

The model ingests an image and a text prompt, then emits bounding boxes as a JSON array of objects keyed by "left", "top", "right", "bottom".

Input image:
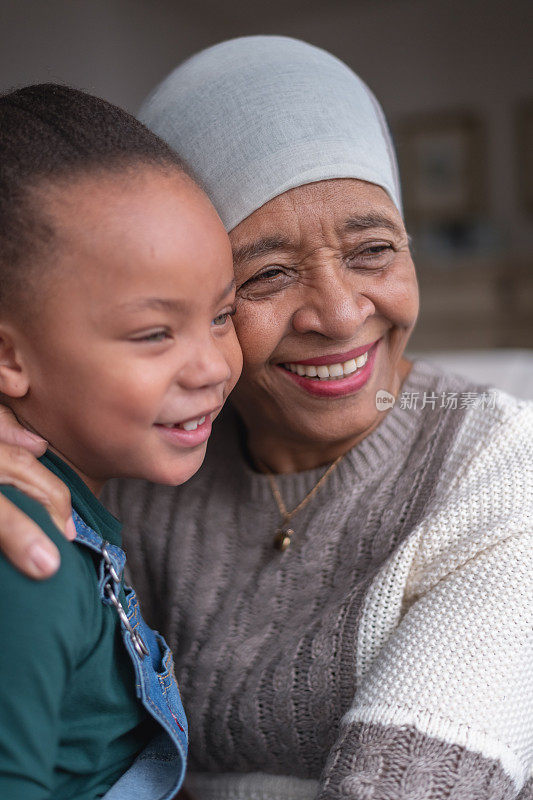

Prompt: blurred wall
[
  {"left": 0, "top": 0, "right": 198, "bottom": 111},
  {"left": 2, "top": 0, "right": 531, "bottom": 248}
]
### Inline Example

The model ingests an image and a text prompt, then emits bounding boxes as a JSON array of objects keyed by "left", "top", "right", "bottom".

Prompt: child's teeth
[
  {"left": 160, "top": 416, "right": 207, "bottom": 431},
  {"left": 284, "top": 350, "right": 369, "bottom": 380},
  {"left": 182, "top": 415, "right": 206, "bottom": 431}
]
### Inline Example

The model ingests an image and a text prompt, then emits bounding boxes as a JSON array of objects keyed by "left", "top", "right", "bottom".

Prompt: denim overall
[{"left": 72, "top": 510, "right": 188, "bottom": 800}]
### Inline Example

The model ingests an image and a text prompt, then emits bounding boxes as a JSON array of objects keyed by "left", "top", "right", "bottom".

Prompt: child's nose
[{"left": 177, "top": 342, "right": 232, "bottom": 391}]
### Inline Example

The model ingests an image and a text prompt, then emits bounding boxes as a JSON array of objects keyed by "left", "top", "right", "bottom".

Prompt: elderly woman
[{"left": 0, "top": 37, "right": 532, "bottom": 800}]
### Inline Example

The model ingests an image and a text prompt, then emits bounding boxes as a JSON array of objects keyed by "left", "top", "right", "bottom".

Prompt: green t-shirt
[{"left": 0, "top": 451, "right": 154, "bottom": 799}]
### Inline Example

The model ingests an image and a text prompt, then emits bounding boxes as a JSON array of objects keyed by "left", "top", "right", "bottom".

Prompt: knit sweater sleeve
[{"left": 317, "top": 395, "right": 533, "bottom": 800}]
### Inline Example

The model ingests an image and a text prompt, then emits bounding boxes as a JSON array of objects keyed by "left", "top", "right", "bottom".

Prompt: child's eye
[
  {"left": 132, "top": 329, "right": 170, "bottom": 343},
  {"left": 212, "top": 306, "right": 236, "bottom": 327}
]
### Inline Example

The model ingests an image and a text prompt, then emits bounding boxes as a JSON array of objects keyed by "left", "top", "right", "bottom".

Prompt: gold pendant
[{"left": 274, "top": 527, "right": 294, "bottom": 551}]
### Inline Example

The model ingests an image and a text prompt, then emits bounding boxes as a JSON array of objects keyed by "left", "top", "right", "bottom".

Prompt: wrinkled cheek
[
  {"left": 405, "top": 268, "right": 420, "bottom": 322},
  {"left": 226, "top": 333, "right": 244, "bottom": 391},
  {"left": 401, "top": 264, "right": 420, "bottom": 326},
  {"left": 231, "top": 363, "right": 281, "bottom": 417},
  {"left": 384, "top": 272, "right": 419, "bottom": 331},
  {"left": 233, "top": 367, "right": 265, "bottom": 402},
  {"left": 234, "top": 301, "right": 282, "bottom": 369},
  {"left": 405, "top": 286, "right": 420, "bottom": 331},
  {"left": 235, "top": 338, "right": 269, "bottom": 381}
]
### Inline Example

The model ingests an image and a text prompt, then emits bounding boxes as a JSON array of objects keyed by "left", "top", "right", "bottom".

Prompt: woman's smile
[{"left": 276, "top": 338, "right": 381, "bottom": 398}]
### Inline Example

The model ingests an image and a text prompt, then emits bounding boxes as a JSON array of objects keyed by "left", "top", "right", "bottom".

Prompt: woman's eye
[
  {"left": 257, "top": 267, "right": 284, "bottom": 280},
  {"left": 238, "top": 266, "right": 289, "bottom": 295},
  {"left": 364, "top": 244, "right": 391, "bottom": 255},
  {"left": 347, "top": 243, "right": 394, "bottom": 267},
  {"left": 241, "top": 266, "right": 285, "bottom": 286}
]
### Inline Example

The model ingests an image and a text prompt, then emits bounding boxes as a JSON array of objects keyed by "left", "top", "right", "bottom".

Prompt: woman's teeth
[
  {"left": 161, "top": 415, "right": 206, "bottom": 431},
  {"left": 283, "top": 351, "right": 368, "bottom": 381}
]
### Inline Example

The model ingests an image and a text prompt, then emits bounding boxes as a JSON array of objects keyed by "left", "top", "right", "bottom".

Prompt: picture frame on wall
[
  {"left": 395, "top": 112, "right": 485, "bottom": 226},
  {"left": 517, "top": 100, "right": 533, "bottom": 215}
]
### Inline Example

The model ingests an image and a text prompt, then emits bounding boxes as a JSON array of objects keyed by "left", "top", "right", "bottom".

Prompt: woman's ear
[{"left": 0, "top": 324, "right": 30, "bottom": 398}]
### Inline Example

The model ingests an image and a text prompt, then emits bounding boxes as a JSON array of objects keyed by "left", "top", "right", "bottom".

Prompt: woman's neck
[{"left": 244, "top": 420, "right": 382, "bottom": 474}]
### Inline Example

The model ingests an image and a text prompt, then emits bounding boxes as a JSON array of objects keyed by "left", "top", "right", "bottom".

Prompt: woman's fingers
[
  {"left": 0, "top": 405, "right": 48, "bottom": 455},
  {"left": 0, "top": 443, "right": 76, "bottom": 578},
  {"left": 0, "top": 443, "right": 76, "bottom": 536},
  {"left": 0, "top": 413, "right": 71, "bottom": 579},
  {"left": 0, "top": 493, "right": 61, "bottom": 577}
]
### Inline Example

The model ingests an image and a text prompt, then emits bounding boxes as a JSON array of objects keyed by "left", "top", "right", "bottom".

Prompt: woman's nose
[
  {"left": 291, "top": 267, "right": 375, "bottom": 340},
  {"left": 177, "top": 339, "right": 232, "bottom": 391}
]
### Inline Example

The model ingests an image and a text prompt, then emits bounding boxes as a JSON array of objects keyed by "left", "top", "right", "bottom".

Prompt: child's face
[{"left": 13, "top": 168, "right": 242, "bottom": 492}]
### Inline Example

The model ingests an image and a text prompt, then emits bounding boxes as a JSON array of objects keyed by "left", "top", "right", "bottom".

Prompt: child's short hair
[{"left": 0, "top": 83, "right": 185, "bottom": 312}]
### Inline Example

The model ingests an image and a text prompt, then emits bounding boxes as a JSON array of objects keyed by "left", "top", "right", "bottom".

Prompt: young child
[{"left": 0, "top": 84, "right": 242, "bottom": 799}]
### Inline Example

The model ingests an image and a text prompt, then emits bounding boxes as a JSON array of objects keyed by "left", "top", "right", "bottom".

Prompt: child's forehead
[
  {"left": 39, "top": 164, "right": 191, "bottom": 216},
  {"left": 32, "top": 167, "right": 232, "bottom": 310},
  {"left": 41, "top": 168, "right": 218, "bottom": 256}
]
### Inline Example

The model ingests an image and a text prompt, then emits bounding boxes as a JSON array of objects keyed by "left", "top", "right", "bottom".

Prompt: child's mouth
[
  {"left": 157, "top": 415, "right": 206, "bottom": 432},
  {"left": 154, "top": 413, "right": 213, "bottom": 447}
]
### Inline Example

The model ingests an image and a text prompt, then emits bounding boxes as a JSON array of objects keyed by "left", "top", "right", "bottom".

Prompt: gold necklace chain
[{"left": 258, "top": 453, "right": 345, "bottom": 551}]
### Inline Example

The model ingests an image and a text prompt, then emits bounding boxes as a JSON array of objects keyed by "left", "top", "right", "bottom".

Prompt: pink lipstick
[{"left": 277, "top": 339, "right": 380, "bottom": 398}]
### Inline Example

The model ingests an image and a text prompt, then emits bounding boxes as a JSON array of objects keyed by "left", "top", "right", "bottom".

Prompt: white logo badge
[{"left": 375, "top": 389, "right": 395, "bottom": 411}]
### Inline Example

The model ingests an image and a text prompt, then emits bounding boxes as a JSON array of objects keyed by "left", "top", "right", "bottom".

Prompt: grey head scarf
[{"left": 139, "top": 35, "right": 402, "bottom": 231}]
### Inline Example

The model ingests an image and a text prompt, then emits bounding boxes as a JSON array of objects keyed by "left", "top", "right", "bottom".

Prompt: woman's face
[{"left": 229, "top": 178, "right": 419, "bottom": 469}]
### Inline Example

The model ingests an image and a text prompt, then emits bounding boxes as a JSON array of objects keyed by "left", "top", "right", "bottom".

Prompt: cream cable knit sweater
[{"left": 105, "top": 361, "right": 533, "bottom": 800}]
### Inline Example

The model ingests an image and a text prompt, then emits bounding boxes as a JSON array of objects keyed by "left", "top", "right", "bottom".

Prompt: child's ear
[{"left": 0, "top": 324, "right": 30, "bottom": 398}]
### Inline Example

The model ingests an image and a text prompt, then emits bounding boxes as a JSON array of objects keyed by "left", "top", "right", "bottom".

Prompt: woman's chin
[
  {"left": 298, "top": 405, "right": 383, "bottom": 450},
  {"left": 274, "top": 363, "right": 401, "bottom": 451}
]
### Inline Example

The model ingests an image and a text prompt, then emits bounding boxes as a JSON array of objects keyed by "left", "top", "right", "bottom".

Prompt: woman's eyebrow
[
  {"left": 342, "top": 213, "right": 403, "bottom": 236},
  {"left": 232, "top": 236, "right": 291, "bottom": 266}
]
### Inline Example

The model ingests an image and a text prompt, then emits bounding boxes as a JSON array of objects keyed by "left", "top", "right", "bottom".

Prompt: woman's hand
[{"left": 0, "top": 407, "right": 76, "bottom": 578}]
